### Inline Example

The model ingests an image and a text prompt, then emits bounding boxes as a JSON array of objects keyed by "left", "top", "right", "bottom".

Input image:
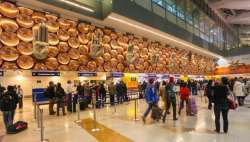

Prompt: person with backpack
[
  {"left": 142, "top": 78, "right": 158, "bottom": 124},
  {"left": 0, "top": 86, "right": 18, "bottom": 132},
  {"left": 162, "top": 77, "right": 178, "bottom": 122},
  {"left": 56, "top": 83, "right": 66, "bottom": 116},
  {"left": 45, "top": 81, "right": 56, "bottom": 115},
  {"left": 0, "top": 86, "right": 15, "bottom": 132},
  {"left": 178, "top": 83, "right": 190, "bottom": 115},
  {"left": 17, "top": 85, "right": 23, "bottom": 109}
]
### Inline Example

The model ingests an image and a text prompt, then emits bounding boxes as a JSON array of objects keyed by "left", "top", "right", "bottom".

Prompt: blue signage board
[
  {"left": 174, "top": 74, "right": 180, "bottom": 78},
  {"left": 0, "top": 71, "right": 3, "bottom": 76},
  {"left": 32, "top": 88, "right": 48, "bottom": 102},
  {"left": 32, "top": 71, "right": 60, "bottom": 76},
  {"left": 161, "top": 74, "right": 169, "bottom": 79},
  {"left": 148, "top": 73, "right": 157, "bottom": 78},
  {"left": 78, "top": 72, "right": 97, "bottom": 77},
  {"left": 111, "top": 72, "right": 124, "bottom": 78}
]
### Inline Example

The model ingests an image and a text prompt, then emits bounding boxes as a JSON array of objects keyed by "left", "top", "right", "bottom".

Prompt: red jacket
[{"left": 180, "top": 87, "right": 190, "bottom": 100}]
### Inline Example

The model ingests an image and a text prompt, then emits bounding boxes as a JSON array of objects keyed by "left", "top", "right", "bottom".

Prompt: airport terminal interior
[{"left": 0, "top": 0, "right": 250, "bottom": 142}]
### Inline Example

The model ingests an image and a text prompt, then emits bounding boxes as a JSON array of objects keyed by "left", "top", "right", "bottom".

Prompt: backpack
[
  {"left": 57, "top": 88, "right": 65, "bottom": 98},
  {"left": 0, "top": 95, "right": 13, "bottom": 111},
  {"left": 166, "top": 84, "right": 175, "bottom": 100}
]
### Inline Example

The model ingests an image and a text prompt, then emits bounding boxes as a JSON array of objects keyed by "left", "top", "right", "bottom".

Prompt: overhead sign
[
  {"left": 78, "top": 72, "right": 97, "bottom": 77},
  {"left": 111, "top": 72, "right": 124, "bottom": 78},
  {"left": 0, "top": 71, "right": 3, "bottom": 76},
  {"left": 32, "top": 71, "right": 60, "bottom": 76},
  {"left": 161, "top": 74, "right": 169, "bottom": 79},
  {"left": 148, "top": 73, "right": 157, "bottom": 78}
]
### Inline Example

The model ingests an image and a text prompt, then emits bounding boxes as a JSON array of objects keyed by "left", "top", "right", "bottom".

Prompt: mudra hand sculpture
[
  {"left": 32, "top": 23, "right": 49, "bottom": 60},
  {"left": 89, "top": 30, "right": 103, "bottom": 59}
]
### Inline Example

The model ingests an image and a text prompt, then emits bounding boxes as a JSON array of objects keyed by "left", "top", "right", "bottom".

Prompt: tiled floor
[{"left": 1, "top": 96, "right": 250, "bottom": 142}]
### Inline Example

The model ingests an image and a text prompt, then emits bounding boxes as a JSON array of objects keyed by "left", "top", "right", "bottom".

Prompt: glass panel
[{"left": 153, "top": 3, "right": 166, "bottom": 18}]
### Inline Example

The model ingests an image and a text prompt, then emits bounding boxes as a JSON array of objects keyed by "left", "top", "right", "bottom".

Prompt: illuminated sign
[
  {"left": 111, "top": 72, "right": 124, "bottom": 78},
  {"left": 32, "top": 71, "right": 60, "bottom": 76},
  {"left": 78, "top": 72, "right": 97, "bottom": 77}
]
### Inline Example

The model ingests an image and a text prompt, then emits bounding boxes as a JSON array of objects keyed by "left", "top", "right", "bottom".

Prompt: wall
[{"left": 0, "top": 1, "right": 216, "bottom": 75}]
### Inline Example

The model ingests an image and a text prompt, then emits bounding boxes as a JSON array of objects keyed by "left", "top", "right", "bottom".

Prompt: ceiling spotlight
[{"left": 59, "top": 0, "right": 94, "bottom": 13}]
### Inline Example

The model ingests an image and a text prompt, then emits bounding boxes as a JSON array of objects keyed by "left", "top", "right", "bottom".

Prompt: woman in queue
[{"left": 213, "top": 77, "right": 231, "bottom": 133}]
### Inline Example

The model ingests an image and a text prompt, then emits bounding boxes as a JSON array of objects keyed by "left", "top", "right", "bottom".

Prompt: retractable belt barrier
[{"left": 38, "top": 108, "right": 49, "bottom": 142}]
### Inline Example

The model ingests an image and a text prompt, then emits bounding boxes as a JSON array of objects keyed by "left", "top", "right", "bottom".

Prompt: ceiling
[{"left": 208, "top": 0, "right": 250, "bottom": 47}]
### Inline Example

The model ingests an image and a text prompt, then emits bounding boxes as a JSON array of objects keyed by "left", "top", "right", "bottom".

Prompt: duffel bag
[{"left": 7, "top": 121, "right": 28, "bottom": 134}]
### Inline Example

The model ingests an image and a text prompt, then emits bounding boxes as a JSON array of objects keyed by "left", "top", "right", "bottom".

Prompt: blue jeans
[
  {"left": 144, "top": 103, "right": 153, "bottom": 118},
  {"left": 2, "top": 111, "right": 13, "bottom": 131}
]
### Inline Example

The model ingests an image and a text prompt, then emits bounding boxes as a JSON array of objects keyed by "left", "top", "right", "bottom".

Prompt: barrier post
[
  {"left": 114, "top": 94, "right": 117, "bottom": 113},
  {"left": 37, "top": 105, "right": 40, "bottom": 128},
  {"left": 91, "top": 90, "right": 100, "bottom": 132},
  {"left": 134, "top": 94, "right": 139, "bottom": 121},
  {"left": 75, "top": 98, "right": 81, "bottom": 123},
  {"left": 39, "top": 108, "right": 49, "bottom": 142}
]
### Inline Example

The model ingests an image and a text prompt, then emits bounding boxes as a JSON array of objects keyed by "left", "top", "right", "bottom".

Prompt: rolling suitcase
[
  {"left": 188, "top": 97, "right": 197, "bottom": 116},
  {"left": 151, "top": 105, "right": 163, "bottom": 121},
  {"left": 7, "top": 121, "right": 28, "bottom": 134}
]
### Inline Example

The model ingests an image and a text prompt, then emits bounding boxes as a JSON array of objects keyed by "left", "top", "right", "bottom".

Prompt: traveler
[
  {"left": 108, "top": 81, "right": 117, "bottom": 106},
  {"left": 205, "top": 80, "right": 214, "bottom": 110},
  {"left": 66, "top": 80, "right": 74, "bottom": 112},
  {"left": 45, "top": 81, "right": 56, "bottom": 115},
  {"left": 159, "top": 81, "right": 167, "bottom": 108},
  {"left": 233, "top": 77, "right": 246, "bottom": 106},
  {"left": 121, "top": 81, "right": 128, "bottom": 102},
  {"left": 55, "top": 83, "right": 66, "bottom": 116},
  {"left": 116, "top": 81, "right": 123, "bottom": 104},
  {"left": 213, "top": 77, "right": 230, "bottom": 133},
  {"left": 246, "top": 79, "right": 250, "bottom": 95},
  {"left": 162, "top": 77, "right": 178, "bottom": 122},
  {"left": 17, "top": 85, "right": 23, "bottom": 109},
  {"left": 142, "top": 78, "right": 158, "bottom": 124},
  {"left": 3, "top": 86, "right": 18, "bottom": 124},
  {"left": 0, "top": 86, "right": 17, "bottom": 132},
  {"left": 178, "top": 83, "right": 190, "bottom": 115},
  {"left": 0, "top": 84, "right": 5, "bottom": 97},
  {"left": 99, "top": 83, "right": 107, "bottom": 103},
  {"left": 84, "top": 82, "right": 92, "bottom": 105}
]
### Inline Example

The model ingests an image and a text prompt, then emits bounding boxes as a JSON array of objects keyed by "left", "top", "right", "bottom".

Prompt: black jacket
[
  {"left": 0, "top": 91, "right": 18, "bottom": 111},
  {"left": 56, "top": 87, "right": 65, "bottom": 99},
  {"left": 213, "top": 85, "right": 229, "bottom": 108},
  {"left": 46, "top": 86, "right": 56, "bottom": 99}
]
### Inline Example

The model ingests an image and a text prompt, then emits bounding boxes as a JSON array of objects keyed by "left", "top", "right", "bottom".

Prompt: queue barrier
[
  {"left": 38, "top": 108, "right": 49, "bottom": 142},
  {"left": 32, "top": 88, "right": 49, "bottom": 119}
]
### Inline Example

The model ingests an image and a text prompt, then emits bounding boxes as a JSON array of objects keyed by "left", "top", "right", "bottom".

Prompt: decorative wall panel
[{"left": 0, "top": 2, "right": 216, "bottom": 74}]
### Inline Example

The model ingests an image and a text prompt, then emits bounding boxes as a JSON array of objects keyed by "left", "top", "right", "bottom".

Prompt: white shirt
[
  {"left": 66, "top": 84, "right": 74, "bottom": 94},
  {"left": 233, "top": 81, "right": 245, "bottom": 97}
]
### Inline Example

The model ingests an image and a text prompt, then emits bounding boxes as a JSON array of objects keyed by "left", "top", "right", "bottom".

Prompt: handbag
[
  {"left": 228, "top": 98, "right": 237, "bottom": 110},
  {"left": 227, "top": 86, "right": 238, "bottom": 110}
]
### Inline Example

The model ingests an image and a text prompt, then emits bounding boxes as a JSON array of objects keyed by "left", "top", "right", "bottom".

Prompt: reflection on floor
[
  {"left": 0, "top": 96, "right": 250, "bottom": 142},
  {"left": 79, "top": 118, "right": 133, "bottom": 142}
]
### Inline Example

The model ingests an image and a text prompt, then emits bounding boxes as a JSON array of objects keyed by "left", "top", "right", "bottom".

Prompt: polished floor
[{"left": 1, "top": 96, "right": 250, "bottom": 142}]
